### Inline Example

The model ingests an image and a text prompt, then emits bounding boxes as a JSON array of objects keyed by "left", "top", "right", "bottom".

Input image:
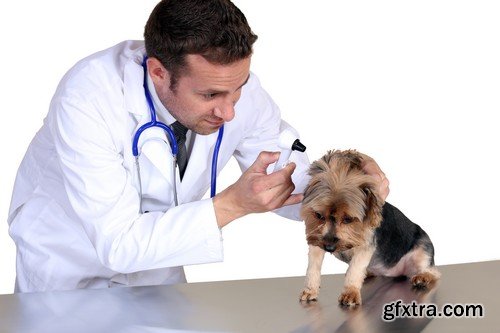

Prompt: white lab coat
[{"left": 8, "top": 41, "right": 310, "bottom": 292}]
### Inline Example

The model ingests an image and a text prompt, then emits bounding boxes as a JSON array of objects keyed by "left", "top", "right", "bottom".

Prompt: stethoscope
[{"left": 132, "top": 56, "right": 224, "bottom": 211}]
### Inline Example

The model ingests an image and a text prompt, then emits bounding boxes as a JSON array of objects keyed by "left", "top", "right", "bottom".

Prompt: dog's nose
[
  {"left": 324, "top": 244, "right": 336, "bottom": 252},
  {"left": 323, "top": 236, "right": 339, "bottom": 252}
]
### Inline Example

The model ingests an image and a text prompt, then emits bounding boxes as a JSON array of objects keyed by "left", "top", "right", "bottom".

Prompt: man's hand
[
  {"left": 358, "top": 152, "right": 390, "bottom": 201},
  {"left": 213, "top": 151, "right": 302, "bottom": 228}
]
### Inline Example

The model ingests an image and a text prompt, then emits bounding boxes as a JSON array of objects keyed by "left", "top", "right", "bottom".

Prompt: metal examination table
[{"left": 0, "top": 260, "right": 498, "bottom": 332}]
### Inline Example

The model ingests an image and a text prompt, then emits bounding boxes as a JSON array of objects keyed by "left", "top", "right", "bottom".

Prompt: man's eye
[{"left": 203, "top": 93, "right": 217, "bottom": 100}]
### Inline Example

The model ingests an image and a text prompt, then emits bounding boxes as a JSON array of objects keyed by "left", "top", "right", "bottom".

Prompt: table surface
[{"left": 0, "top": 260, "right": 498, "bottom": 333}]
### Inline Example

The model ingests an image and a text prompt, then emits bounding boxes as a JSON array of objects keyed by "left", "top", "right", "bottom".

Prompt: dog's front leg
[
  {"left": 338, "top": 246, "right": 375, "bottom": 306},
  {"left": 300, "top": 244, "right": 326, "bottom": 302}
]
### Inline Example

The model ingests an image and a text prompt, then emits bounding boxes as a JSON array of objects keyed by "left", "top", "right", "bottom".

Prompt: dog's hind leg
[
  {"left": 411, "top": 267, "right": 440, "bottom": 290},
  {"left": 300, "top": 245, "right": 326, "bottom": 302},
  {"left": 406, "top": 246, "right": 441, "bottom": 289}
]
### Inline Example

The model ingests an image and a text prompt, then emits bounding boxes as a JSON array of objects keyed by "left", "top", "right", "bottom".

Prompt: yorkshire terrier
[{"left": 299, "top": 150, "right": 440, "bottom": 306}]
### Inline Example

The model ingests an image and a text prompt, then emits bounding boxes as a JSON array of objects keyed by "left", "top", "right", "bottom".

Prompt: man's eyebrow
[{"left": 199, "top": 74, "right": 251, "bottom": 94}]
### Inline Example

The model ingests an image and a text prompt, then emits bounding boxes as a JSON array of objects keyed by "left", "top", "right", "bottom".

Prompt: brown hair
[{"left": 144, "top": 0, "right": 258, "bottom": 89}]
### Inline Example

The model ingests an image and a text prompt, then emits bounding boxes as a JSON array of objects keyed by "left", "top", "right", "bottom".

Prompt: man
[{"left": 8, "top": 0, "right": 389, "bottom": 292}]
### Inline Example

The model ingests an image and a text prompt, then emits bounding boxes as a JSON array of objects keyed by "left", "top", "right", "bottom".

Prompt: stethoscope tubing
[
  {"left": 133, "top": 57, "right": 178, "bottom": 157},
  {"left": 132, "top": 56, "right": 223, "bottom": 210},
  {"left": 211, "top": 125, "right": 224, "bottom": 198}
]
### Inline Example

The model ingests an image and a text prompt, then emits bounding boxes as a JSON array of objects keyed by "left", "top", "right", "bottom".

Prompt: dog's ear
[
  {"left": 362, "top": 182, "right": 383, "bottom": 228},
  {"left": 300, "top": 180, "right": 325, "bottom": 248}
]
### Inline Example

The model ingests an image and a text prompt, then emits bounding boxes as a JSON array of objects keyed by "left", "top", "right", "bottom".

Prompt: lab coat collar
[
  {"left": 123, "top": 49, "right": 148, "bottom": 117},
  {"left": 125, "top": 53, "right": 175, "bottom": 125}
]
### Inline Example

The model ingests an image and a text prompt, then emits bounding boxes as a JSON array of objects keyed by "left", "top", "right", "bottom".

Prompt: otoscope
[{"left": 273, "top": 121, "right": 307, "bottom": 172}]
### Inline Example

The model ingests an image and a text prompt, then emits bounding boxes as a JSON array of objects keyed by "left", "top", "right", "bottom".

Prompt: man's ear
[
  {"left": 146, "top": 57, "right": 171, "bottom": 86},
  {"left": 362, "top": 182, "right": 383, "bottom": 228}
]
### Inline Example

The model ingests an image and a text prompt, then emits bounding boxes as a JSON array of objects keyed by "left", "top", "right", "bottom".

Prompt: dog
[{"left": 299, "top": 149, "right": 440, "bottom": 306}]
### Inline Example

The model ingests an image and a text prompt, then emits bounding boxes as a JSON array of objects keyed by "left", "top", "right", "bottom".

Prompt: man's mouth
[{"left": 205, "top": 118, "right": 224, "bottom": 127}]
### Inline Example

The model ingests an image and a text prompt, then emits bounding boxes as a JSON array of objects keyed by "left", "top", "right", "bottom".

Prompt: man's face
[{"left": 153, "top": 54, "right": 251, "bottom": 135}]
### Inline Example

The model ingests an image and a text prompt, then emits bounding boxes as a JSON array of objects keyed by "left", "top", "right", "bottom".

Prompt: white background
[{"left": 1, "top": 1, "right": 499, "bottom": 294}]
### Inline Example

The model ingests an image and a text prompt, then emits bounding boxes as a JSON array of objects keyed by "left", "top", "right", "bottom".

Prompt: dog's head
[{"left": 301, "top": 150, "right": 383, "bottom": 253}]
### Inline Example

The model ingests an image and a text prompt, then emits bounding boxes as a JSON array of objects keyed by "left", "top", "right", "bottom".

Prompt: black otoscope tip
[{"left": 292, "top": 139, "right": 306, "bottom": 152}]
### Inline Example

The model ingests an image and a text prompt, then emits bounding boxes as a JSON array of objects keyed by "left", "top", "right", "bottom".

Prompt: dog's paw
[
  {"left": 338, "top": 287, "right": 361, "bottom": 307},
  {"left": 300, "top": 288, "right": 319, "bottom": 302},
  {"left": 411, "top": 271, "right": 438, "bottom": 290}
]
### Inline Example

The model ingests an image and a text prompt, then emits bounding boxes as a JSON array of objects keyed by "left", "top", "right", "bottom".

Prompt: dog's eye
[
  {"left": 343, "top": 216, "right": 354, "bottom": 224},
  {"left": 314, "top": 212, "right": 325, "bottom": 221}
]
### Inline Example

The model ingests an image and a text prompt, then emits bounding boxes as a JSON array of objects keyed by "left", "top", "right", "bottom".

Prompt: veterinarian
[{"left": 7, "top": 0, "right": 389, "bottom": 293}]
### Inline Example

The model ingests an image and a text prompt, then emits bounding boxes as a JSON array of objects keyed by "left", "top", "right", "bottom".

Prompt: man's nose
[{"left": 214, "top": 101, "right": 236, "bottom": 122}]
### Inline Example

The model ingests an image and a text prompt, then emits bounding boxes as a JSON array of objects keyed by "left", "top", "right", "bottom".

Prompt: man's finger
[
  {"left": 265, "top": 162, "right": 296, "bottom": 186},
  {"left": 248, "top": 151, "right": 280, "bottom": 174},
  {"left": 379, "top": 177, "right": 390, "bottom": 201},
  {"left": 281, "top": 193, "right": 303, "bottom": 207}
]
